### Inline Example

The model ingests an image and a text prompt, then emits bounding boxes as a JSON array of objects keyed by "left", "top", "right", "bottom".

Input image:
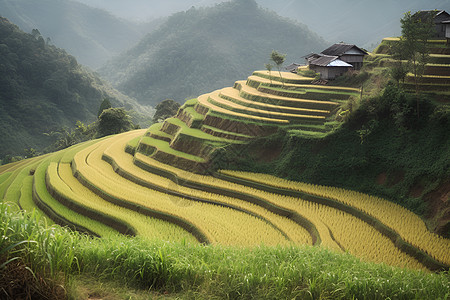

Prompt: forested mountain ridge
[
  {"left": 0, "top": 17, "right": 151, "bottom": 158},
  {"left": 99, "top": 0, "right": 328, "bottom": 106},
  {"left": 0, "top": 0, "right": 157, "bottom": 68}
]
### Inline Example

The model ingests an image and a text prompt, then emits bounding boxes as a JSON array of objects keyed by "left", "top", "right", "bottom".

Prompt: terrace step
[
  {"left": 197, "top": 93, "right": 290, "bottom": 125},
  {"left": 200, "top": 125, "right": 253, "bottom": 141},
  {"left": 32, "top": 158, "right": 113, "bottom": 237},
  {"left": 145, "top": 123, "right": 173, "bottom": 143},
  {"left": 252, "top": 70, "right": 315, "bottom": 85},
  {"left": 405, "top": 74, "right": 450, "bottom": 85},
  {"left": 235, "top": 81, "right": 339, "bottom": 111},
  {"left": 137, "top": 135, "right": 211, "bottom": 173},
  {"left": 246, "top": 74, "right": 361, "bottom": 94},
  {"left": 176, "top": 106, "right": 205, "bottom": 129},
  {"left": 256, "top": 84, "right": 356, "bottom": 102},
  {"left": 219, "top": 86, "right": 331, "bottom": 117},
  {"left": 216, "top": 171, "right": 450, "bottom": 271},
  {"left": 102, "top": 137, "right": 315, "bottom": 244},
  {"left": 208, "top": 90, "right": 326, "bottom": 124},
  {"left": 131, "top": 152, "right": 320, "bottom": 246}
]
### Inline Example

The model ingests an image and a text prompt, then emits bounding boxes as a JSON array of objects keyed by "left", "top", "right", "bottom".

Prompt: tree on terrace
[
  {"left": 391, "top": 11, "right": 435, "bottom": 120},
  {"left": 397, "top": 11, "right": 435, "bottom": 94},
  {"left": 264, "top": 63, "right": 274, "bottom": 84},
  {"left": 270, "top": 50, "right": 286, "bottom": 87}
]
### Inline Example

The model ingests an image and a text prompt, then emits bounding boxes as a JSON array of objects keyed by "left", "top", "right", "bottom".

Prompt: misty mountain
[
  {"left": 0, "top": 17, "right": 151, "bottom": 157},
  {"left": 0, "top": 0, "right": 160, "bottom": 68},
  {"left": 258, "top": 0, "right": 450, "bottom": 49},
  {"left": 72, "top": 0, "right": 450, "bottom": 49},
  {"left": 99, "top": 0, "right": 328, "bottom": 106}
]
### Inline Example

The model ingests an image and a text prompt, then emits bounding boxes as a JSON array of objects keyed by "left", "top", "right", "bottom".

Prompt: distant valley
[{"left": 99, "top": 0, "right": 328, "bottom": 106}]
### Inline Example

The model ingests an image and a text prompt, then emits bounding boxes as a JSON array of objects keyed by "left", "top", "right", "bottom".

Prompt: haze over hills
[
  {"left": 0, "top": 17, "right": 152, "bottom": 157},
  {"left": 0, "top": 0, "right": 160, "bottom": 68},
  {"left": 99, "top": 0, "right": 328, "bottom": 106},
  {"left": 73, "top": 0, "right": 450, "bottom": 49}
]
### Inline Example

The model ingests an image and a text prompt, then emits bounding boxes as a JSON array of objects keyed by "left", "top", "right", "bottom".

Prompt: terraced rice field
[
  {"left": 374, "top": 38, "right": 450, "bottom": 100},
  {"left": 1, "top": 69, "right": 449, "bottom": 273},
  {"left": 1, "top": 129, "right": 449, "bottom": 272}
]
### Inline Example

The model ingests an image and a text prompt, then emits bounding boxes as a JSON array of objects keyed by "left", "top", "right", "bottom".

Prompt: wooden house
[
  {"left": 303, "top": 43, "right": 368, "bottom": 80},
  {"left": 306, "top": 54, "right": 353, "bottom": 80},
  {"left": 320, "top": 43, "right": 368, "bottom": 70},
  {"left": 413, "top": 10, "right": 450, "bottom": 39}
]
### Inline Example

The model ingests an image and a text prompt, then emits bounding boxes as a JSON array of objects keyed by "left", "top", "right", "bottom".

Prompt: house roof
[
  {"left": 321, "top": 43, "right": 368, "bottom": 57},
  {"left": 414, "top": 10, "right": 450, "bottom": 23},
  {"left": 302, "top": 53, "right": 320, "bottom": 59},
  {"left": 285, "top": 63, "right": 302, "bottom": 72},
  {"left": 309, "top": 55, "right": 353, "bottom": 67}
]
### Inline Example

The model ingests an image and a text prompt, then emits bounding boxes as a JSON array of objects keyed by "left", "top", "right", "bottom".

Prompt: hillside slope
[
  {"left": 99, "top": 0, "right": 328, "bottom": 106},
  {"left": 0, "top": 0, "right": 156, "bottom": 68},
  {"left": 1, "top": 66, "right": 448, "bottom": 273},
  {"left": 221, "top": 40, "right": 450, "bottom": 237},
  {"left": 0, "top": 17, "right": 152, "bottom": 158}
]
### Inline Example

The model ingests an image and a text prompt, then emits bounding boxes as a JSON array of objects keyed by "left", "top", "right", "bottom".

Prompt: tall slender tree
[
  {"left": 264, "top": 63, "right": 274, "bottom": 84},
  {"left": 394, "top": 11, "right": 435, "bottom": 119},
  {"left": 270, "top": 50, "right": 286, "bottom": 87},
  {"left": 398, "top": 11, "right": 434, "bottom": 94}
]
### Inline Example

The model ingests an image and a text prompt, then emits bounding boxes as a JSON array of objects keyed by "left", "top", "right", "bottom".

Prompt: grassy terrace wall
[
  {"left": 176, "top": 106, "right": 204, "bottom": 129},
  {"left": 220, "top": 87, "right": 331, "bottom": 117},
  {"left": 137, "top": 136, "right": 211, "bottom": 173},
  {"left": 256, "top": 84, "right": 357, "bottom": 102},
  {"left": 202, "top": 113, "right": 280, "bottom": 136},
  {"left": 236, "top": 83, "right": 339, "bottom": 111},
  {"left": 197, "top": 94, "right": 290, "bottom": 125},
  {"left": 208, "top": 90, "right": 326, "bottom": 124},
  {"left": 146, "top": 123, "right": 172, "bottom": 143},
  {"left": 200, "top": 125, "right": 252, "bottom": 141}
]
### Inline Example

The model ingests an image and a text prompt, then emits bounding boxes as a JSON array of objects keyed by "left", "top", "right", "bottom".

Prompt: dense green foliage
[
  {"left": 0, "top": 0, "right": 157, "bottom": 68},
  {"left": 99, "top": 0, "right": 327, "bottom": 106},
  {"left": 1, "top": 202, "right": 448, "bottom": 299},
  {"left": 392, "top": 11, "right": 435, "bottom": 93},
  {"left": 98, "top": 107, "right": 136, "bottom": 137},
  {"left": 152, "top": 99, "right": 181, "bottom": 123},
  {"left": 219, "top": 85, "right": 450, "bottom": 236},
  {"left": 97, "top": 98, "right": 112, "bottom": 117},
  {"left": 0, "top": 17, "right": 150, "bottom": 159}
]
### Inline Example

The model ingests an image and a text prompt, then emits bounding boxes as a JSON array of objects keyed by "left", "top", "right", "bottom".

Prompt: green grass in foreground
[{"left": 0, "top": 202, "right": 448, "bottom": 299}]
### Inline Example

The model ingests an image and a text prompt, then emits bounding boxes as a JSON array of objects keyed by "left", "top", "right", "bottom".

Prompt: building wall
[
  {"left": 434, "top": 13, "right": 450, "bottom": 38},
  {"left": 340, "top": 55, "right": 364, "bottom": 70},
  {"left": 310, "top": 65, "right": 350, "bottom": 80},
  {"left": 446, "top": 23, "right": 450, "bottom": 39}
]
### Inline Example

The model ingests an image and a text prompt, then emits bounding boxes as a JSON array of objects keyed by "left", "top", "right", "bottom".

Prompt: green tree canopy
[
  {"left": 98, "top": 98, "right": 112, "bottom": 117},
  {"left": 98, "top": 108, "right": 134, "bottom": 137},
  {"left": 396, "top": 11, "right": 435, "bottom": 93},
  {"left": 270, "top": 50, "right": 286, "bottom": 86},
  {"left": 152, "top": 99, "right": 181, "bottom": 123}
]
